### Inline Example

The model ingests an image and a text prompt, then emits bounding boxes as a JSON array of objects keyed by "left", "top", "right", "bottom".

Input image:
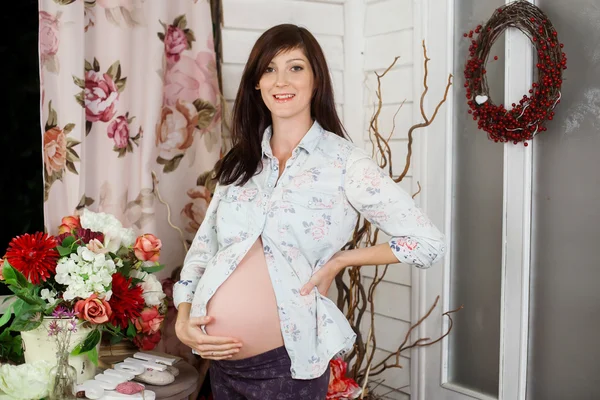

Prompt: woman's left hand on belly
[{"left": 300, "top": 251, "right": 346, "bottom": 296}]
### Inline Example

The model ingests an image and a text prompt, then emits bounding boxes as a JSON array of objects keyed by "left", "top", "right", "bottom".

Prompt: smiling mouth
[{"left": 273, "top": 94, "right": 295, "bottom": 102}]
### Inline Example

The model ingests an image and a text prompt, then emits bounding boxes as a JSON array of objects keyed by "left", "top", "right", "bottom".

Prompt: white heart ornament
[{"left": 475, "top": 95, "right": 489, "bottom": 105}]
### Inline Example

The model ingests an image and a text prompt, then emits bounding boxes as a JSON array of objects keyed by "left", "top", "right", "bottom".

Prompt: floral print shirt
[{"left": 173, "top": 121, "right": 446, "bottom": 379}]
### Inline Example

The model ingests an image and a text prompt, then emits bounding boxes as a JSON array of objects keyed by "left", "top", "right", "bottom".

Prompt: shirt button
[
  {"left": 273, "top": 165, "right": 278, "bottom": 170},
  {"left": 268, "top": 183, "right": 273, "bottom": 188}
]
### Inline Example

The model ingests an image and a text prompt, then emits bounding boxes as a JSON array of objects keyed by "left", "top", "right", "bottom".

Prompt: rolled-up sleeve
[
  {"left": 173, "top": 183, "right": 224, "bottom": 309},
  {"left": 344, "top": 150, "right": 446, "bottom": 268}
]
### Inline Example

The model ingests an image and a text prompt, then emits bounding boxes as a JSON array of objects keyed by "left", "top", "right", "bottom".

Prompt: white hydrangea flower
[
  {"left": 0, "top": 360, "right": 52, "bottom": 399},
  {"left": 55, "top": 246, "right": 117, "bottom": 301},
  {"left": 39, "top": 289, "right": 57, "bottom": 305}
]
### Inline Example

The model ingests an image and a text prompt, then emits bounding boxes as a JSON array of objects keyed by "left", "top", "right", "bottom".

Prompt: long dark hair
[{"left": 216, "top": 24, "right": 347, "bottom": 186}]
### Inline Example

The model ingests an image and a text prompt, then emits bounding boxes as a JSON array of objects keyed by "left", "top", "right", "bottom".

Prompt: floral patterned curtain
[{"left": 39, "top": 0, "right": 221, "bottom": 280}]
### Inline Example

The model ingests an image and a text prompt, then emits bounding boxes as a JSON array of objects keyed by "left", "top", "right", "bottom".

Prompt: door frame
[{"left": 410, "top": 0, "right": 534, "bottom": 399}]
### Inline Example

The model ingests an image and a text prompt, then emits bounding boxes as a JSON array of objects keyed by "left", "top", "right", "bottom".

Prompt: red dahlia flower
[
  {"left": 108, "top": 273, "right": 145, "bottom": 329},
  {"left": 5, "top": 232, "right": 59, "bottom": 285}
]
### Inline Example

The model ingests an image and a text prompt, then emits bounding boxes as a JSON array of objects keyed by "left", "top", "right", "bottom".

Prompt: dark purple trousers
[{"left": 209, "top": 346, "right": 330, "bottom": 400}]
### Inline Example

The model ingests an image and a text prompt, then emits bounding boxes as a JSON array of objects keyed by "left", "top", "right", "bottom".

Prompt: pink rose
[
  {"left": 134, "top": 306, "right": 164, "bottom": 334},
  {"left": 164, "top": 51, "right": 220, "bottom": 107},
  {"left": 327, "top": 358, "right": 361, "bottom": 399},
  {"left": 58, "top": 215, "right": 81, "bottom": 234},
  {"left": 43, "top": 127, "right": 67, "bottom": 175},
  {"left": 0, "top": 259, "right": 5, "bottom": 281},
  {"left": 74, "top": 294, "right": 112, "bottom": 324},
  {"left": 85, "top": 70, "right": 119, "bottom": 122},
  {"left": 107, "top": 115, "right": 129, "bottom": 148},
  {"left": 39, "top": 11, "right": 59, "bottom": 60},
  {"left": 133, "top": 234, "right": 162, "bottom": 262},
  {"left": 181, "top": 187, "right": 211, "bottom": 233},
  {"left": 164, "top": 26, "right": 187, "bottom": 65},
  {"left": 133, "top": 330, "right": 161, "bottom": 351}
]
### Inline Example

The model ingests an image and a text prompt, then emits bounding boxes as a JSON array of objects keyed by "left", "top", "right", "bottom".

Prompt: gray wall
[
  {"left": 528, "top": 0, "right": 600, "bottom": 399},
  {"left": 449, "top": 0, "right": 505, "bottom": 396}
]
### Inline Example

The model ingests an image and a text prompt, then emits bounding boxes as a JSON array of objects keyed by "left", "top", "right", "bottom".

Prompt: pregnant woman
[{"left": 174, "top": 24, "right": 446, "bottom": 400}]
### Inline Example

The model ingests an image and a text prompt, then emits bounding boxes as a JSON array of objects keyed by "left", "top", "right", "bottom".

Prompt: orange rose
[
  {"left": 133, "top": 234, "right": 162, "bottom": 262},
  {"left": 43, "top": 126, "right": 67, "bottom": 175},
  {"left": 0, "top": 259, "right": 4, "bottom": 281},
  {"left": 58, "top": 215, "right": 81, "bottom": 234},
  {"left": 134, "top": 306, "right": 164, "bottom": 334},
  {"left": 74, "top": 294, "right": 112, "bottom": 324}
]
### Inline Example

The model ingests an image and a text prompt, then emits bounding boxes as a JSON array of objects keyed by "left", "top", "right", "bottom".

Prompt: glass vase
[{"left": 48, "top": 350, "right": 77, "bottom": 400}]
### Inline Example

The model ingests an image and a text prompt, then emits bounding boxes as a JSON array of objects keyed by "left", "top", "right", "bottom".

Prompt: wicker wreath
[{"left": 463, "top": 0, "right": 567, "bottom": 145}]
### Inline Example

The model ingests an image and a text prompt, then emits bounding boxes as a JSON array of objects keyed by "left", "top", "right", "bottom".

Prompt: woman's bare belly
[{"left": 205, "top": 238, "right": 284, "bottom": 359}]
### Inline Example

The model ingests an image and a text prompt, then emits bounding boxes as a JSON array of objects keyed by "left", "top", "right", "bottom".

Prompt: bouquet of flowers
[{"left": 0, "top": 209, "right": 167, "bottom": 363}]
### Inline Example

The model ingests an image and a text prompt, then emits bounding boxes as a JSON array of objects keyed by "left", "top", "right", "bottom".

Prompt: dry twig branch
[{"left": 336, "top": 41, "right": 457, "bottom": 399}]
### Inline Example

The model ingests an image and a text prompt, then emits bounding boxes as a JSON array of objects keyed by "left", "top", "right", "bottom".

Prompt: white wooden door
[{"left": 410, "top": 1, "right": 534, "bottom": 399}]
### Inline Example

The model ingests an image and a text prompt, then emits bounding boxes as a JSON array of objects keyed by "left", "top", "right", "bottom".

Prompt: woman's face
[{"left": 257, "top": 48, "right": 314, "bottom": 122}]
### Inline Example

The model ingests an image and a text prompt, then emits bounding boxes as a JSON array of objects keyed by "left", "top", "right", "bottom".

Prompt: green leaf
[
  {"left": 93, "top": 57, "right": 100, "bottom": 72},
  {"left": 110, "top": 334, "right": 123, "bottom": 345},
  {"left": 67, "top": 137, "right": 81, "bottom": 148},
  {"left": 61, "top": 235, "right": 76, "bottom": 248},
  {"left": 185, "top": 30, "right": 196, "bottom": 49},
  {"left": 72, "top": 75, "right": 85, "bottom": 89},
  {"left": 141, "top": 264, "right": 165, "bottom": 274},
  {"left": 53, "top": 0, "right": 77, "bottom": 5},
  {"left": 84, "top": 60, "right": 94, "bottom": 72},
  {"left": 74, "top": 91, "right": 85, "bottom": 107},
  {"left": 130, "top": 277, "right": 144, "bottom": 285},
  {"left": 57, "top": 245, "right": 72, "bottom": 257},
  {"left": 45, "top": 101, "right": 58, "bottom": 131},
  {"left": 163, "top": 154, "right": 184, "bottom": 173},
  {"left": 126, "top": 321, "right": 136, "bottom": 338},
  {"left": 71, "top": 329, "right": 101, "bottom": 355},
  {"left": 116, "top": 78, "right": 127, "bottom": 93},
  {"left": 0, "top": 304, "right": 13, "bottom": 329},
  {"left": 156, "top": 156, "right": 168, "bottom": 165},
  {"left": 9, "top": 311, "right": 43, "bottom": 332},
  {"left": 86, "top": 120, "right": 92, "bottom": 136},
  {"left": 76, "top": 194, "right": 95, "bottom": 210},
  {"left": 63, "top": 123, "right": 76, "bottom": 134},
  {"left": 106, "top": 60, "right": 120, "bottom": 81},
  {"left": 173, "top": 15, "right": 187, "bottom": 29},
  {"left": 9, "top": 287, "right": 45, "bottom": 307},
  {"left": 85, "top": 346, "right": 99, "bottom": 366},
  {"left": 2, "top": 261, "right": 30, "bottom": 289},
  {"left": 157, "top": 32, "right": 165, "bottom": 42},
  {"left": 65, "top": 161, "right": 79, "bottom": 175},
  {"left": 66, "top": 147, "right": 81, "bottom": 162}
]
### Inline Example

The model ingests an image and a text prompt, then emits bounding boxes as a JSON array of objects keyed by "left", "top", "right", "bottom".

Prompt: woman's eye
[
  {"left": 291, "top": 66, "right": 303, "bottom": 72},
  {"left": 265, "top": 67, "right": 275, "bottom": 73}
]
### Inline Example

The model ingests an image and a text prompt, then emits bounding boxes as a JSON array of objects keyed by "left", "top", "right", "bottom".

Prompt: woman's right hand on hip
[{"left": 175, "top": 315, "right": 243, "bottom": 360}]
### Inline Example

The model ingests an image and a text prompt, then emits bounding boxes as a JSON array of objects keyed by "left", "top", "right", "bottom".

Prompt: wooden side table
[{"left": 142, "top": 360, "right": 201, "bottom": 400}]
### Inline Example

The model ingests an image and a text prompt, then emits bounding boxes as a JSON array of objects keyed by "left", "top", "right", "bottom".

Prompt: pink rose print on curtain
[
  {"left": 39, "top": 11, "right": 60, "bottom": 73},
  {"left": 155, "top": 16, "right": 220, "bottom": 173},
  {"left": 158, "top": 15, "right": 195, "bottom": 66},
  {"left": 181, "top": 186, "right": 211, "bottom": 233},
  {"left": 107, "top": 113, "right": 142, "bottom": 157},
  {"left": 156, "top": 99, "right": 216, "bottom": 172},
  {"left": 84, "top": 0, "right": 96, "bottom": 32},
  {"left": 43, "top": 101, "right": 80, "bottom": 202},
  {"left": 73, "top": 58, "right": 127, "bottom": 136},
  {"left": 91, "top": 0, "right": 145, "bottom": 27}
]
